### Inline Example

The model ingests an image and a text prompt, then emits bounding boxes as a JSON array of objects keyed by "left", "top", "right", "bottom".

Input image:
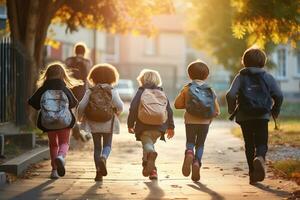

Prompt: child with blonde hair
[
  {"left": 127, "top": 69, "right": 175, "bottom": 180},
  {"left": 29, "top": 62, "right": 81, "bottom": 179},
  {"left": 175, "top": 60, "right": 220, "bottom": 182},
  {"left": 77, "top": 63, "right": 124, "bottom": 182}
]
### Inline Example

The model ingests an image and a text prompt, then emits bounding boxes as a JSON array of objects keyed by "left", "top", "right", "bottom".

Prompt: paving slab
[{"left": 0, "top": 120, "right": 298, "bottom": 199}]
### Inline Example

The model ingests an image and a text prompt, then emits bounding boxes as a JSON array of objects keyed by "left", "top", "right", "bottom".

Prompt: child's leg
[
  {"left": 140, "top": 130, "right": 160, "bottom": 176},
  {"left": 183, "top": 125, "right": 197, "bottom": 177},
  {"left": 195, "top": 124, "right": 209, "bottom": 165},
  {"left": 140, "top": 131, "right": 159, "bottom": 154},
  {"left": 92, "top": 133, "right": 103, "bottom": 170},
  {"left": 102, "top": 133, "right": 113, "bottom": 159},
  {"left": 47, "top": 131, "right": 59, "bottom": 170},
  {"left": 253, "top": 120, "right": 268, "bottom": 159},
  {"left": 57, "top": 128, "right": 71, "bottom": 158},
  {"left": 240, "top": 121, "right": 255, "bottom": 173},
  {"left": 185, "top": 125, "right": 197, "bottom": 152}
]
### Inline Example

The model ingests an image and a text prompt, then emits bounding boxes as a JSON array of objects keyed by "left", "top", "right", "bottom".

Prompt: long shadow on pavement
[
  {"left": 144, "top": 180, "right": 165, "bottom": 200},
  {"left": 253, "top": 183, "right": 290, "bottom": 198},
  {"left": 188, "top": 182, "right": 225, "bottom": 200},
  {"left": 8, "top": 179, "right": 56, "bottom": 200},
  {"left": 80, "top": 181, "right": 120, "bottom": 199}
]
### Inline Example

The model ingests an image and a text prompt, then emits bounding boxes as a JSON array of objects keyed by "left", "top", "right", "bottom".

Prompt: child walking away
[
  {"left": 127, "top": 69, "right": 175, "bottom": 180},
  {"left": 226, "top": 47, "right": 283, "bottom": 185},
  {"left": 77, "top": 64, "right": 123, "bottom": 182},
  {"left": 28, "top": 62, "right": 81, "bottom": 179},
  {"left": 174, "top": 60, "right": 220, "bottom": 182}
]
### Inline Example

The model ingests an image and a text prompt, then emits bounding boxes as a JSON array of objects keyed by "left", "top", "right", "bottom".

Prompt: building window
[
  {"left": 62, "top": 43, "right": 72, "bottom": 59},
  {"left": 104, "top": 34, "right": 119, "bottom": 62},
  {"left": 144, "top": 37, "right": 157, "bottom": 56},
  {"left": 276, "top": 48, "right": 287, "bottom": 78},
  {"left": 106, "top": 34, "right": 116, "bottom": 55},
  {"left": 297, "top": 50, "right": 300, "bottom": 75}
]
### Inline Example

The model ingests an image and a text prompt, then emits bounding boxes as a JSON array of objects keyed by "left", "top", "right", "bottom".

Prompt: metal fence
[{"left": 0, "top": 36, "right": 28, "bottom": 125}]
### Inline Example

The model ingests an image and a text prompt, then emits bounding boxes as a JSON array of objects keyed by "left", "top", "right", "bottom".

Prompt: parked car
[{"left": 116, "top": 79, "right": 135, "bottom": 101}]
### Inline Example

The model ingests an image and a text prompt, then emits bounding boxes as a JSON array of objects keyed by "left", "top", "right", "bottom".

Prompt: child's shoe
[
  {"left": 249, "top": 172, "right": 257, "bottom": 185},
  {"left": 142, "top": 160, "right": 148, "bottom": 177},
  {"left": 94, "top": 171, "right": 103, "bottom": 182},
  {"left": 99, "top": 156, "right": 107, "bottom": 176},
  {"left": 55, "top": 155, "right": 65, "bottom": 177},
  {"left": 182, "top": 150, "right": 194, "bottom": 177},
  {"left": 191, "top": 160, "right": 200, "bottom": 182},
  {"left": 253, "top": 156, "right": 265, "bottom": 182},
  {"left": 149, "top": 168, "right": 158, "bottom": 180},
  {"left": 50, "top": 170, "right": 59, "bottom": 179},
  {"left": 144, "top": 152, "right": 157, "bottom": 176}
]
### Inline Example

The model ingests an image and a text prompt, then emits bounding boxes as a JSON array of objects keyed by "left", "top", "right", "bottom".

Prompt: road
[{"left": 0, "top": 119, "right": 298, "bottom": 199}]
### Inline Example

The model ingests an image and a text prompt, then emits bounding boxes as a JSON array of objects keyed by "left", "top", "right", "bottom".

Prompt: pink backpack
[{"left": 138, "top": 89, "right": 168, "bottom": 125}]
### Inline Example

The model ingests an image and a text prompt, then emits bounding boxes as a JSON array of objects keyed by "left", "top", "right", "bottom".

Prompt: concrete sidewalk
[{"left": 0, "top": 120, "right": 298, "bottom": 199}]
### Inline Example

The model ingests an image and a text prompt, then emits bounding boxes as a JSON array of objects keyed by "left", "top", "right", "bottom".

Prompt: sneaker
[
  {"left": 50, "top": 170, "right": 59, "bottom": 179},
  {"left": 253, "top": 156, "right": 265, "bottom": 182},
  {"left": 249, "top": 172, "right": 257, "bottom": 185},
  {"left": 99, "top": 157, "right": 107, "bottom": 176},
  {"left": 94, "top": 171, "right": 103, "bottom": 182},
  {"left": 142, "top": 160, "right": 148, "bottom": 177},
  {"left": 55, "top": 156, "right": 65, "bottom": 177},
  {"left": 191, "top": 160, "right": 200, "bottom": 182},
  {"left": 182, "top": 150, "right": 194, "bottom": 177},
  {"left": 149, "top": 168, "right": 158, "bottom": 180}
]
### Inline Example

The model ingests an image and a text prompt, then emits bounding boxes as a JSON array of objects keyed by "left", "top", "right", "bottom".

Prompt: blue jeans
[
  {"left": 185, "top": 124, "right": 209, "bottom": 164},
  {"left": 240, "top": 119, "right": 268, "bottom": 172},
  {"left": 92, "top": 133, "right": 113, "bottom": 169}
]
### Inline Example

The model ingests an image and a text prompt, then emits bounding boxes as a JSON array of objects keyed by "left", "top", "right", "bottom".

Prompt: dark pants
[
  {"left": 185, "top": 124, "right": 209, "bottom": 164},
  {"left": 92, "top": 133, "right": 113, "bottom": 169},
  {"left": 240, "top": 119, "right": 268, "bottom": 172}
]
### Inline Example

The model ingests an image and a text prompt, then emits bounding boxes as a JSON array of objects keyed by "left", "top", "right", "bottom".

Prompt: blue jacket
[
  {"left": 127, "top": 84, "right": 175, "bottom": 141},
  {"left": 226, "top": 67, "right": 283, "bottom": 123}
]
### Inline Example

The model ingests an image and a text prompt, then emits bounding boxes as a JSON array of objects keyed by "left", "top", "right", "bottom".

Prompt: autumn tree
[
  {"left": 232, "top": 0, "right": 300, "bottom": 47},
  {"left": 1, "top": 0, "right": 172, "bottom": 122},
  {"left": 185, "top": 0, "right": 247, "bottom": 74},
  {"left": 184, "top": 0, "right": 299, "bottom": 74}
]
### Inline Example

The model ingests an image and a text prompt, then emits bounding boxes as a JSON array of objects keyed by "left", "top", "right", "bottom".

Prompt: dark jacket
[
  {"left": 127, "top": 84, "right": 175, "bottom": 141},
  {"left": 226, "top": 67, "right": 283, "bottom": 123},
  {"left": 28, "top": 79, "right": 78, "bottom": 132}
]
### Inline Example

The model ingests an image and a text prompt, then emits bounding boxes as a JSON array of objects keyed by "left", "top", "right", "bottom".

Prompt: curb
[{"left": 0, "top": 146, "right": 49, "bottom": 176}]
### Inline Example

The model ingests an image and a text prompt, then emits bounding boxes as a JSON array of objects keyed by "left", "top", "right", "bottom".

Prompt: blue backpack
[
  {"left": 186, "top": 82, "right": 215, "bottom": 118},
  {"left": 238, "top": 73, "right": 272, "bottom": 116}
]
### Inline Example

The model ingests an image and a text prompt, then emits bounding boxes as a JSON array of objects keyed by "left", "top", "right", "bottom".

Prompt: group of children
[{"left": 28, "top": 47, "right": 283, "bottom": 185}]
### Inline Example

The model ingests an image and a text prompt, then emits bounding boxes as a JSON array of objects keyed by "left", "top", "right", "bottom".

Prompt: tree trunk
[{"left": 7, "top": 0, "right": 65, "bottom": 126}]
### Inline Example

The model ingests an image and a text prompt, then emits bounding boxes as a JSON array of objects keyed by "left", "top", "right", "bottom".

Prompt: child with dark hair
[
  {"left": 226, "top": 47, "right": 283, "bottom": 184},
  {"left": 77, "top": 63, "right": 124, "bottom": 182},
  {"left": 174, "top": 60, "right": 220, "bottom": 182}
]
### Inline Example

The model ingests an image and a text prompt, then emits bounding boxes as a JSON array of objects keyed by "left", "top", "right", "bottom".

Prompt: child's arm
[
  {"left": 77, "top": 90, "right": 90, "bottom": 121},
  {"left": 166, "top": 100, "right": 175, "bottom": 139},
  {"left": 174, "top": 86, "right": 187, "bottom": 109},
  {"left": 127, "top": 89, "right": 143, "bottom": 132},
  {"left": 226, "top": 75, "right": 241, "bottom": 114},
  {"left": 214, "top": 98, "right": 221, "bottom": 117},
  {"left": 28, "top": 87, "right": 44, "bottom": 110},
  {"left": 112, "top": 88, "right": 124, "bottom": 115},
  {"left": 267, "top": 74, "right": 283, "bottom": 118}
]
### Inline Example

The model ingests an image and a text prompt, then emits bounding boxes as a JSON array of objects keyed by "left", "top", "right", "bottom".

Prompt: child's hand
[
  {"left": 128, "top": 128, "right": 135, "bottom": 134},
  {"left": 166, "top": 129, "right": 174, "bottom": 139}
]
